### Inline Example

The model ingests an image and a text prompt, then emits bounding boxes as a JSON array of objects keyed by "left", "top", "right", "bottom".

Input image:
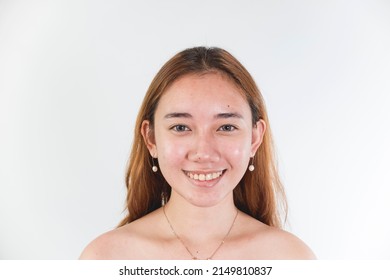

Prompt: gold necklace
[{"left": 163, "top": 205, "right": 239, "bottom": 260}]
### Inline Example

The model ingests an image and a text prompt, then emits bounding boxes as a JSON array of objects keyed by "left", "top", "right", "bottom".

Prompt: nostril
[
  {"left": 188, "top": 144, "right": 220, "bottom": 162},
  {"left": 188, "top": 152, "right": 220, "bottom": 163}
]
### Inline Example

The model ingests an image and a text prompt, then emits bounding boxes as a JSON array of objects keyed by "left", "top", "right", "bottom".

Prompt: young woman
[{"left": 80, "top": 47, "right": 315, "bottom": 260}]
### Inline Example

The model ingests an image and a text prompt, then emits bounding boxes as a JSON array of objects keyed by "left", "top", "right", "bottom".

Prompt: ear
[
  {"left": 251, "top": 119, "right": 266, "bottom": 156},
  {"left": 141, "top": 120, "right": 157, "bottom": 157}
]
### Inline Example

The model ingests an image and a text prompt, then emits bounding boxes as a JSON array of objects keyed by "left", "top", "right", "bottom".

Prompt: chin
[{"left": 184, "top": 192, "right": 233, "bottom": 208}]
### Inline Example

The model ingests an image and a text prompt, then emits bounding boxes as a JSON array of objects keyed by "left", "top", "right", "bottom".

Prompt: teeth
[{"left": 186, "top": 171, "right": 223, "bottom": 181}]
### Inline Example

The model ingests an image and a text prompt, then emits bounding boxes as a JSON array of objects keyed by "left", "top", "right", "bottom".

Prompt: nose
[{"left": 187, "top": 131, "right": 220, "bottom": 163}]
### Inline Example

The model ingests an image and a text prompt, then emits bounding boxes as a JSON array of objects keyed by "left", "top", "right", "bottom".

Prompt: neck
[{"left": 163, "top": 192, "right": 238, "bottom": 241}]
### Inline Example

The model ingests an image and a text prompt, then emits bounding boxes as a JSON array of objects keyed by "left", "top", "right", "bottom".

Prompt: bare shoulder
[
  {"left": 258, "top": 226, "right": 316, "bottom": 259},
  {"left": 235, "top": 213, "right": 316, "bottom": 260},
  {"left": 79, "top": 210, "right": 164, "bottom": 260},
  {"left": 79, "top": 225, "right": 135, "bottom": 259}
]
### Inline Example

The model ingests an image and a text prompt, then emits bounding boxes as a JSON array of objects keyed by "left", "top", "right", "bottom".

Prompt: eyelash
[
  {"left": 170, "top": 124, "right": 237, "bottom": 132},
  {"left": 171, "top": 125, "right": 190, "bottom": 132},
  {"left": 218, "top": 124, "right": 237, "bottom": 132}
]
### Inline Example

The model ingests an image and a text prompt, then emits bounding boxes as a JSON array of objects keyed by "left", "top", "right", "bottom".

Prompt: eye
[
  {"left": 218, "top": 124, "right": 237, "bottom": 132},
  {"left": 171, "top": 124, "right": 190, "bottom": 132}
]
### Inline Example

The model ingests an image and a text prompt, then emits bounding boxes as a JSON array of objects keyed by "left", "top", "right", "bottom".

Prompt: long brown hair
[{"left": 118, "top": 47, "right": 286, "bottom": 228}]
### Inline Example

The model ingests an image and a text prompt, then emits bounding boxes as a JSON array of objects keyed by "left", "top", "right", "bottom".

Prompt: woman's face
[{"left": 142, "top": 72, "right": 265, "bottom": 208}]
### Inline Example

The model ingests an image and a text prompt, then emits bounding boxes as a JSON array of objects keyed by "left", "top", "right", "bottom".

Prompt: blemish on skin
[{"left": 227, "top": 104, "right": 230, "bottom": 108}]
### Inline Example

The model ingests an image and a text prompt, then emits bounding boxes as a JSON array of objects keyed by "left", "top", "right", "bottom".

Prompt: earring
[
  {"left": 152, "top": 157, "right": 158, "bottom": 172},
  {"left": 248, "top": 157, "right": 255, "bottom": 172}
]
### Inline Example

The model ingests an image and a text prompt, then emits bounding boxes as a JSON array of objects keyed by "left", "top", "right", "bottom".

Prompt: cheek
[
  {"left": 221, "top": 137, "right": 252, "bottom": 159},
  {"left": 156, "top": 135, "right": 188, "bottom": 165},
  {"left": 228, "top": 148, "right": 251, "bottom": 171}
]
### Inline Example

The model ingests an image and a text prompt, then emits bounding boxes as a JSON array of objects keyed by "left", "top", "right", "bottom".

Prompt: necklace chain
[{"left": 162, "top": 205, "right": 239, "bottom": 260}]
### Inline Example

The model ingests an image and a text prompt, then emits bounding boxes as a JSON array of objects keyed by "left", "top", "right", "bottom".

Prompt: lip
[{"left": 183, "top": 169, "right": 226, "bottom": 188}]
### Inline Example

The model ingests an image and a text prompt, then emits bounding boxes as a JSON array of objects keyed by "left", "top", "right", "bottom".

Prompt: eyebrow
[
  {"left": 164, "top": 112, "right": 243, "bottom": 119},
  {"left": 164, "top": 112, "right": 192, "bottom": 119},
  {"left": 215, "top": 112, "right": 243, "bottom": 119}
]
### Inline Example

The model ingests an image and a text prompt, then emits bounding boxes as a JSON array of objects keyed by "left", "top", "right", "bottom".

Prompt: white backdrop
[{"left": 1, "top": 0, "right": 389, "bottom": 259}]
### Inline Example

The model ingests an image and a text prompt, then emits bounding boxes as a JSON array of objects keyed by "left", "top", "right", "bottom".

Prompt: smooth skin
[{"left": 80, "top": 72, "right": 316, "bottom": 260}]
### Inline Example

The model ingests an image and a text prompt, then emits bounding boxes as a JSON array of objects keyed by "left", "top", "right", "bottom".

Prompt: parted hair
[{"left": 118, "top": 46, "right": 286, "bottom": 228}]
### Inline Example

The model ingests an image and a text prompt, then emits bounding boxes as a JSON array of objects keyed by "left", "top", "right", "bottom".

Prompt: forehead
[{"left": 155, "top": 72, "right": 251, "bottom": 118}]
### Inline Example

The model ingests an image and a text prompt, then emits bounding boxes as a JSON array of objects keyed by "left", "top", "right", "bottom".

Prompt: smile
[{"left": 184, "top": 170, "right": 225, "bottom": 181}]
